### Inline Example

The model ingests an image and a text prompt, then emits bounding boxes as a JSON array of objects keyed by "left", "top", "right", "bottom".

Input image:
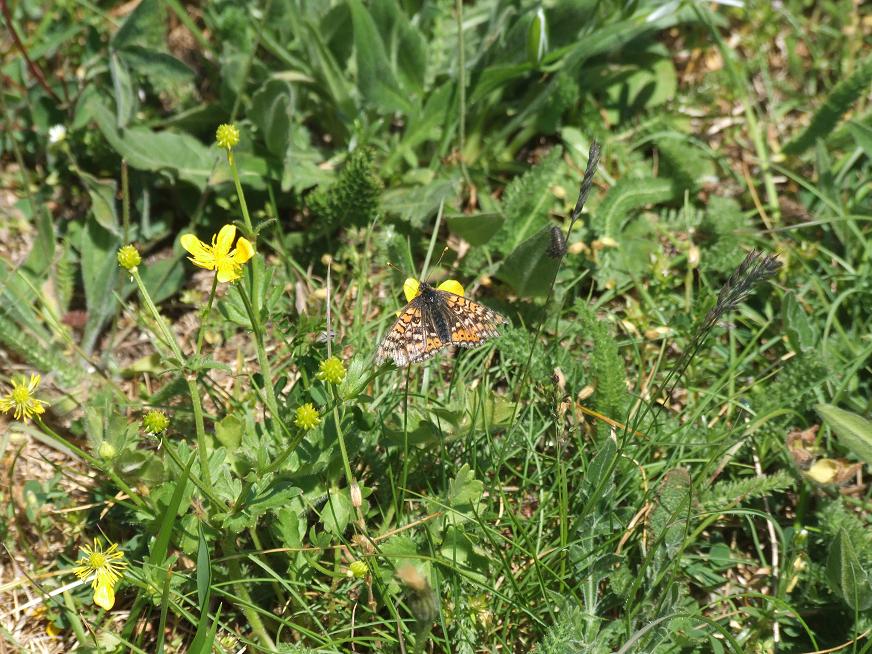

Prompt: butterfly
[{"left": 375, "top": 280, "right": 509, "bottom": 367}]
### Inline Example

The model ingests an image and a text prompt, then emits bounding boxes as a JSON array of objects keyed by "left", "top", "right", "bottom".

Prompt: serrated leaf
[
  {"left": 817, "top": 404, "right": 872, "bottom": 466},
  {"left": 248, "top": 480, "right": 303, "bottom": 516}
]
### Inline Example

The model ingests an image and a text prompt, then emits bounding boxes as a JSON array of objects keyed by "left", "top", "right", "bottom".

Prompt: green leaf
[
  {"left": 649, "top": 468, "right": 692, "bottom": 556},
  {"left": 215, "top": 414, "right": 244, "bottom": 450},
  {"left": 846, "top": 120, "right": 872, "bottom": 159},
  {"left": 319, "top": 488, "right": 353, "bottom": 535},
  {"left": 497, "top": 226, "right": 561, "bottom": 297},
  {"left": 149, "top": 452, "right": 195, "bottom": 566},
  {"left": 90, "top": 99, "right": 215, "bottom": 190},
  {"left": 248, "top": 480, "right": 303, "bottom": 516},
  {"left": 77, "top": 170, "right": 120, "bottom": 236},
  {"left": 121, "top": 45, "right": 195, "bottom": 84},
  {"left": 782, "top": 293, "right": 816, "bottom": 353},
  {"left": 446, "top": 464, "right": 483, "bottom": 509},
  {"left": 348, "top": 0, "right": 413, "bottom": 114},
  {"left": 138, "top": 255, "right": 186, "bottom": 305},
  {"left": 594, "top": 177, "right": 677, "bottom": 239},
  {"left": 80, "top": 216, "right": 121, "bottom": 354},
  {"left": 109, "top": 50, "right": 135, "bottom": 128},
  {"left": 446, "top": 212, "right": 504, "bottom": 246},
  {"left": 251, "top": 79, "right": 293, "bottom": 157},
  {"left": 826, "top": 529, "right": 872, "bottom": 611},
  {"left": 816, "top": 404, "right": 872, "bottom": 466},
  {"left": 370, "top": 0, "right": 427, "bottom": 93},
  {"left": 112, "top": 0, "right": 163, "bottom": 50}
]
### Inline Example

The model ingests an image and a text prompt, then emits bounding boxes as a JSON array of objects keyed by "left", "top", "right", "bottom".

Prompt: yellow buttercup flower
[
  {"left": 73, "top": 538, "right": 127, "bottom": 611},
  {"left": 396, "top": 278, "right": 465, "bottom": 315},
  {"left": 180, "top": 224, "right": 255, "bottom": 283},
  {"left": 403, "top": 278, "right": 464, "bottom": 302},
  {"left": 0, "top": 373, "right": 49, "bottom": 423}
]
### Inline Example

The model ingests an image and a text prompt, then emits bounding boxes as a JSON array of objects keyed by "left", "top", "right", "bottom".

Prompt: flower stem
[
  {"left": 36, "top": 419, "right": 149, "bottom": 513},
  {"left": 236, "top": 284, "right": 284, "bottom": 435},
  {"left": 130, "top": 268, "right": 212, "bottom": 487},
  {"left": 195, "top": 273, "right": 219, "bottom": 355}
]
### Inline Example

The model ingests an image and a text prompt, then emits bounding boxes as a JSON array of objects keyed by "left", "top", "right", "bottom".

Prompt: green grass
[{"left": 1, "top": 0, "right": 872, "bottom": 652}]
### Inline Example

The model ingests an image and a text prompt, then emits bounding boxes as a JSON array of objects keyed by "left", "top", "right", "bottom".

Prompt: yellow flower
[
  {"left": 180, "top": 224, "right": 255, "bottom": 283},
  {"left": 215, "top": 123, "right": 240, "bottom": 149},
  {"left": 294, "top": 403, "right": 320, "bottom": 430},
  {"left": 403, "top": 278, "right": 464, "bottom": 302},
  {"left": 0, "top": 373, "right": 49, "bottom": 423},
  {"left": 73, "top": 538, "right": 127, "bottom": 611},
  {"left": 317, "top": 356, "right": 347, "bottom": 384}
]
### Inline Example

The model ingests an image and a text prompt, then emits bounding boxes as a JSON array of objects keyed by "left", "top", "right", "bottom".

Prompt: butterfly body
[{"left": 375, "top": 282, "right": 508, "bottom": 367}]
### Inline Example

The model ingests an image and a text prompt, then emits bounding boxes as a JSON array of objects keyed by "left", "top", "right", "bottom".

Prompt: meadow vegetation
[{"left": 1, "top": 1, "right": 871, "bottom": 652}]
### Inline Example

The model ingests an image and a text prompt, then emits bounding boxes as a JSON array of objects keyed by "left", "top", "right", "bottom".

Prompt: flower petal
[
  {"left": 403, "top": 278, "right": 420, "bottom": 303},
  {"left": 180, "top": 234, "right": 212, "bottom": 261},
  {"left": 216, "top": 263, "right": 240, "bottom": 283},
  {"left": 437, "top": 280, "right": 464, "bottom": 297},
  {"left": 233, "top": 237, "right": 255, "bottom": 263},
  {"left": 215, "top": 224, "right": 237, "bottom": 256},
  {"left": 93, "top": 580, "right": 115, "bottom": 611}
]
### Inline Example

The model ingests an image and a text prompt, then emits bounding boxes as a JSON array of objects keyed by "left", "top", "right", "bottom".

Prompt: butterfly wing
[
  {"left": 375, "top": 300, "right": 449, "bottom": 367},
  {"left": 436, "top": 290, "right": 508, "bottom": 349}
]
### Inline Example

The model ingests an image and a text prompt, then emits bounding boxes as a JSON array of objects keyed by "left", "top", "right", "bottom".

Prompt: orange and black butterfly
[{"left": 375, "top": 280, "right": 508, "bottom": 367}]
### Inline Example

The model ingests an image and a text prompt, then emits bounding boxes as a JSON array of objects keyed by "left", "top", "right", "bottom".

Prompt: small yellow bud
[
  {"left": 215, "top": 123, "right": 240, "bottom": 149},
  {"left": 317, "top": 356, "right": 347, "bottom": 385},
  {"left": 117, "top": 245, "right": 141, "bottom": 271},
  {"left": 294, "top": 403, "right": 320, "bottom": 431},
  {"left": 142, "top": 409, "right": 170, "bottom": 434},
  {"left": 349, "top": 560, "right": 368, "bottom": 579}
]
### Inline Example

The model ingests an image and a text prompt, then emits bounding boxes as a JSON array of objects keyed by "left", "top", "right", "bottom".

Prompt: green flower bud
[
  {"left": 215, "top": 123, "right": 240, "bottom": 150},
  {"left": 294, "top": 403, "right": 320, "bottom": 431},
  {"left": 117, "top": 245, "right": 141, "bottom": 271},
  {"left": 142, "top": 409, "right": 170, "bottom": 434},
  {"left": 317, "top": 356, "right": 347, "bottom": 385}
]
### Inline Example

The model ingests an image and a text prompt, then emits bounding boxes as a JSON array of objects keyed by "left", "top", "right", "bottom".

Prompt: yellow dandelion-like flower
[
  {"left": 0, "top": 373, "right": 49, "bottom": 423},
  {"left": 73, "top": 538, "right": 127, "bottom": 611},
  {"left": 294, "top": 403, "right": 320, "bottom": 430},
  {"left": 317, "top": 356, "right": 347, "bottom": 384},
  {"left": 215, "top": 123, "right": 240, "bottom": 150},
  {"left": 180, "top": 224, "right": 255, "bottom": 283}
]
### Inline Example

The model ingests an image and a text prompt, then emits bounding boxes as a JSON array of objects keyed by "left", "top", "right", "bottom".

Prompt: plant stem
[
  {"left": 195, "top": 274, "right": 219, "bottom": 355},
  {"left": 130, "top": 267, "right": 212, "bottom": 487},
  {"left": 37, "top": 419, "right": 149, "bottom": 513}
]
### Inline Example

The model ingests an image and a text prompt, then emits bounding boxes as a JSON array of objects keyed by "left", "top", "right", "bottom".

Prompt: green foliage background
[{"left": 1, "top": 0, "right": 871, "bottom": 652}]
